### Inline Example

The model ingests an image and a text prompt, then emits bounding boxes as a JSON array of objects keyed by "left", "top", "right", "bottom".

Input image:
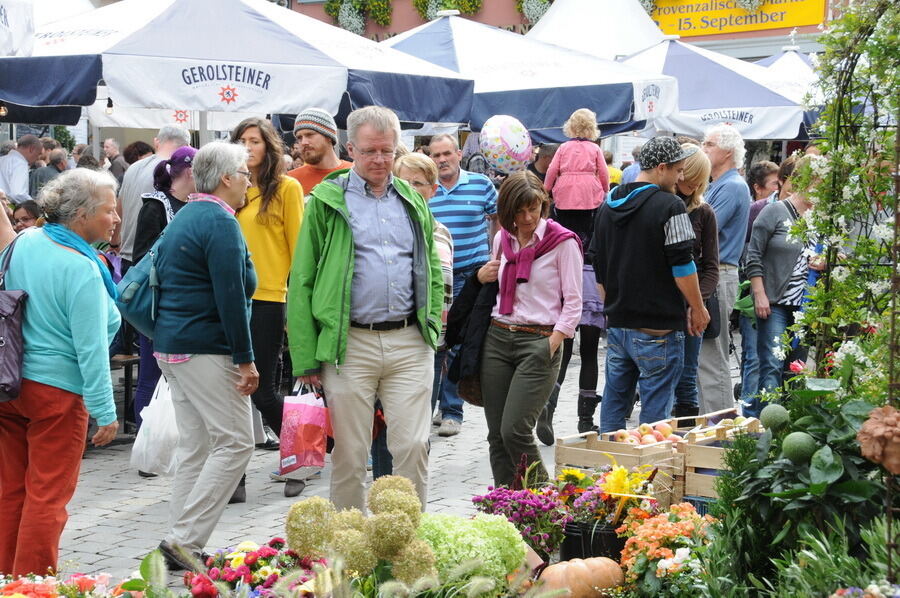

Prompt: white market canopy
[
  {"left": 755, "top": 46, "right": 821, "bottom": 105},
  {"left": 0, "top": 0, "right": 474, "bottom": 127},
  {"left": 623, "top": 38, "right": 806, "bottom": 139},
  {"left": 383, "top": 14, "right": 678, "bottom": 141},
  {"left": 526, "top": 0, "right": 666, "bottom": 61}
]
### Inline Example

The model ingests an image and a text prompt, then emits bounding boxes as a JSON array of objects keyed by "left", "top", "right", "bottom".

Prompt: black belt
[{"left": 350, "top": 316, "right": 414, "bottom": 331}]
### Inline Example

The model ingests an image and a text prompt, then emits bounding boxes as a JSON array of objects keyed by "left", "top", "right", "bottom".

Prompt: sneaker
[
  {"left": 437, "top": 419, "right": 461, "bottom": 437},
  {"left": 269, "top": 470, "right": 287, "bottom": 482},
  {"left": 432, "top": 412, "right": 443, "bottom": 426}
]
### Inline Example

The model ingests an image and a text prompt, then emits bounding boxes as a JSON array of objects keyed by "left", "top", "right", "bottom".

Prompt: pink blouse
[
  {"left": 544, "top": 139, "right": 610, "bottom": 210},
  {"left": 490, "top": 219, "right": 584, "bottom": 337}
]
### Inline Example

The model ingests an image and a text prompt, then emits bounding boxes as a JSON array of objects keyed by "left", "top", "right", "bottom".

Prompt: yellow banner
[{"left": 651, "top": 0, "right": 826, "bottom": 37}]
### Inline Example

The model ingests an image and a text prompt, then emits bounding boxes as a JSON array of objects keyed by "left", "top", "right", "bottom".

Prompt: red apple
[
  {"left": 638, "top": 423, "right": 654, "bottom": 436},
  {"left": 654, "top": 422, "right": 673, "bottom": 438},
  {"left": 625, "top": 436, "right": 640, "bottom": 445},
  {"left": 652, "top": 430, "right": 665, "bottom": 442},
  {"left": 628, "top": 429, "right": 643, "bottom": 440},
  {"left": 641, "top": 434, "right": 658, "bottom": 445},
  {"left": 613, "top": 429, "right": 630, "bottom": 442}
]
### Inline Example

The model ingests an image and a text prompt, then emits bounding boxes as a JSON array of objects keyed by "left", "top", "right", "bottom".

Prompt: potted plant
[{"left": 559, "top": 464, "right": 658, "bottom": 561}]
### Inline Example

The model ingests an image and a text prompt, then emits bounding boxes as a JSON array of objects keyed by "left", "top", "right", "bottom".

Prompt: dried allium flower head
[
  {"left": 368, "top": 489, "right": 422, "bottom": 528},
  {"left": 390, "top": 538, "right": 438, "bottom": 585},
  {"left": 367, "top": 475, "right": 418, "bottom": 507},
  {"left": 329, "top": 529, "right": 377, "bottom": 576},
  {"left": 364, "top": 511, "right": 416, "bottom": 560},
  {"left": 858, "top": 405, "right": 900, "bottom": 474},
  {"left": 333, "top": 508, "right": 366, "bottom": 533},
  {"left": 285, "top": 496, "right": 336, "bottom": 557}
]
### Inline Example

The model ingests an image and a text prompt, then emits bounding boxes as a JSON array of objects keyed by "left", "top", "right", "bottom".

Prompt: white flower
[
  {"left": 867, "top": 279, "right": 891, "bottom": 295},
  {"left": 832, "top": 266, "right": 851, "bottom": 282},
  {"left": 872, "top": 221, "right": 893, "bottom": 243},
  {"left": 772, "top": 340, "right": 787, "bottom": 361},
  {"left": 674, "top": 547, "right": 691, "bottom": 563}
]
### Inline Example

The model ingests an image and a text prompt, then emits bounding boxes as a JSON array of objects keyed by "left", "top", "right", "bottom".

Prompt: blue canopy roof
[{"left": 384, "top": 15, "right": 678, "bottom": 135}]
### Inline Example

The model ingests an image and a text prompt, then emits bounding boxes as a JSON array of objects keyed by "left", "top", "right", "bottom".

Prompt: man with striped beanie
[{"left": 287, "top": 107, "right": 352, "bottom": 195}]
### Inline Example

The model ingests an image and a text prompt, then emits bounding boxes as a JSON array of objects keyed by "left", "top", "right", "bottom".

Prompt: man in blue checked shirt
[{"left": 427, "top": 133, "right": 498, "bottom": 437}]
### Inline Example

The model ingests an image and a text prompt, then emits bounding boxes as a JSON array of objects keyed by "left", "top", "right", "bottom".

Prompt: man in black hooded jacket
[{"left": 590, "top": 136, "right": 710, "bottom": 433}]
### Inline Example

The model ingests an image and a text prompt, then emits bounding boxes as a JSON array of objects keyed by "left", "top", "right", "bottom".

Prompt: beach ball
[{"left": 479, "top": 115, "right": 532, "bottom": 174}]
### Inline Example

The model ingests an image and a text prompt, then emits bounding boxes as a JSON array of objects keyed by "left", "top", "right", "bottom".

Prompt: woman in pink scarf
[{"left": 476, "top": 171, "right": 583, "bottom": 486}]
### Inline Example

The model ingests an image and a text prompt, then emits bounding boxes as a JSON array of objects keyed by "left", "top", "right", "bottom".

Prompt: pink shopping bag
[{"left": 280, "top": 384, "right": 331, "bottom": 474}]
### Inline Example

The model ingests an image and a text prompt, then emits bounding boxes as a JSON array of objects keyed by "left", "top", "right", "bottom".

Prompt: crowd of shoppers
[{"left": 0, "top": 105, "right": 836, "bottom": 577}]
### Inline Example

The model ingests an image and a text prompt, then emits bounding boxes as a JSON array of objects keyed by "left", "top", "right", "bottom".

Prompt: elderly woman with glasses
[
  {"left": 0, "top": 169, "right": 120, "bottom": 576},
  {"left": 151, "top": 141, "right": 259, "bottom": 571}
]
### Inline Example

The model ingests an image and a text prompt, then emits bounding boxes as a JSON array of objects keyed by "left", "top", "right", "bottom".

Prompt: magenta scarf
[{"left": 498, "top": 218, "right": 581, "bottom": 315}]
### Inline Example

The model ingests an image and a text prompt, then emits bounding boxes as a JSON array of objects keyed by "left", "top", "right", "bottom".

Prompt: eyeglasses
[
  {"left": 235, "top": 170, "right": 251, "bottom": 177},
  {"left": 407, "top": 180, "right": 431, "bottom": 188},
  {"left": 355, "top": 148, "right": 395, "bottom": 160}
]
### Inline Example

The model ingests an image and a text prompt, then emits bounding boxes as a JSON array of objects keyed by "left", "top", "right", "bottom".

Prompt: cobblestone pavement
[{"left": 59, "top": 339, "right": 740, "bottom": 582}]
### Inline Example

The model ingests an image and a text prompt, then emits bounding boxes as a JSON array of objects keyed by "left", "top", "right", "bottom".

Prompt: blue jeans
[
  {"left": 739, "top": 314, "right": 762, "bottom": 417},
  {"left": 755, "top": 304, "right": 797, "bottom": 396},
  {"left": 600, "top": 328, "right": 685, "bottom": 433},
  {"left": 674, "top": 333, "right": 702, "bottom": 410}
]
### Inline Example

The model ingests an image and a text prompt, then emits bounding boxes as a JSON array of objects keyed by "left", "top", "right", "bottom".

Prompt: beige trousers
[
  {"left": 322, "top": 325, "right": 434, "bottom": 511},
  {"left": 159, "top": 354, "right": 254, "bottom": 553}
]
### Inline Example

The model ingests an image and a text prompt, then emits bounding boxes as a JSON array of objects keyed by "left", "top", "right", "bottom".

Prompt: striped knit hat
[{"left": 293, "top": 108, "right": 338, "bottom": 145}]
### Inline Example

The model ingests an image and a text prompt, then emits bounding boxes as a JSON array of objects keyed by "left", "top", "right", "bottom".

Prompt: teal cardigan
[{"left": 152, "top": 201, "right": 256, "bottom": 364}]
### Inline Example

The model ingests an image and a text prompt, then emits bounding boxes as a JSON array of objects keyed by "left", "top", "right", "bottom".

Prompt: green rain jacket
[{"left": 287, "top": 169, "right": 443, "bottom": 375}]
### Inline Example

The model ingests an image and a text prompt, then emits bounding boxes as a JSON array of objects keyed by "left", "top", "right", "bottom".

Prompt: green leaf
[
  {"left": 810, "top": 445, "right": 844, "bottom": 485},
  {"left": 792, "top": 377, "right": 841, "bottom": 400},
  {"left": 832, "top": 479, "right": 879, "bottom": 502},
  {"left": 756, "top": 429, "right": 773, "bottom": 462},
  {"left": 139, "top": 551, "right": 153, "bottom": 582},
  {"left": 804, "top": 481, "right": 827, "bottom": 496},
  {"left": 763, "top": 487, "right": 810, "bottom": 499},
  {"left": 772, "top": 520, "right": 792, "bottom": 544},
  {"left": 841, "top": 400, "right": 875, "bottom": 424},
  {"left": 119, "top": 581, "right": 146, "bottom": 592}
]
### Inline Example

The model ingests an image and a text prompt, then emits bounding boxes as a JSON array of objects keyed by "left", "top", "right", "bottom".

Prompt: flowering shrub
[
  {"left": 616, "top": 503, "right": 715, "bottom": 597},
  {"left": 194, "top": 538, "right": 325, "bottom": 595},
  {"left": 472, "top": 486, "right": 571, "bottom": 556}
]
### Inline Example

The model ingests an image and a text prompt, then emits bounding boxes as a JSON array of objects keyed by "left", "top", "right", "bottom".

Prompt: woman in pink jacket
[{"left": 544, "top": 108, "right": 609, "bottom": 247}]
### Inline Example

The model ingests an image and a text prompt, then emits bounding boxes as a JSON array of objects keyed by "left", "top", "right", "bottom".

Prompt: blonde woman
[
  {"left": 543, "top": 108, "right": 609, "bottom": 246},
  {"left": 673, "top": 144, "right": 719, "bottom": 419}
]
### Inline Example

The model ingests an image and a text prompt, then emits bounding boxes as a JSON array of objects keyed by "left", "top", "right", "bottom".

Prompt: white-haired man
[
  {"left": 287, "top": 106, "right": 443, "bottom": 511},
  {"left": 0, "top": 135, "right": 42, "bottom": 204},
  {"left": 697, "top": 124, "right": 751, "bottom": 413},
  {"left": 114, "top": 125, "right": 191, "bottom": 268}
]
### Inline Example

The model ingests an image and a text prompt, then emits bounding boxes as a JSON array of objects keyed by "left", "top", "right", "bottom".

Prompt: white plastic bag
[{"left": 130, "top": 376, "right": 179, "bottom": 475}]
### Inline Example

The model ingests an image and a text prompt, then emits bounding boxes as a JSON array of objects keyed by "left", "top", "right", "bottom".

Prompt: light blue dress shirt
[{"left": 345, "top": 169, "right": 416, "bottom": 324}]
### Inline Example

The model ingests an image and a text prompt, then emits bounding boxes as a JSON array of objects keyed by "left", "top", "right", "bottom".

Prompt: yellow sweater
[{"left": 237, "top": 176, "right": 304, "bottom": 302}]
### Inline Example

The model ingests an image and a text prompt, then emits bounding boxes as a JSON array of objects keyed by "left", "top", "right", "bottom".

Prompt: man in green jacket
[{"left": 287, "top": 106, "right": 443, "bottom": 511}]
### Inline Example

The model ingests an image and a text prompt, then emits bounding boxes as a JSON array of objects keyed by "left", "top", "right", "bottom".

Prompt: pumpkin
[{"left": 539, "top": 557, "right": 624, "bottom": 597}]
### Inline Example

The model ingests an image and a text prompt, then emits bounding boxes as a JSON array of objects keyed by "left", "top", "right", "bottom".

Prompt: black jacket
[
  {"left": 445, "top": 267, "right": 498, "bottom": 402},
  {"left": 590, "top": 182, "right": 696, "bottom": 331}
]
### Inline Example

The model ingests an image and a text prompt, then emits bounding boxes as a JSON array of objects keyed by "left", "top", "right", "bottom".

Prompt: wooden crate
[
  {"left": 678, "top": 418, "right": 761, "bottom": 499},
  {"left": 648, "top": 407, "right": 743, "bottom": 436},
  {"left": 555, "top": 431, "right": 683, "bottom": 508}
]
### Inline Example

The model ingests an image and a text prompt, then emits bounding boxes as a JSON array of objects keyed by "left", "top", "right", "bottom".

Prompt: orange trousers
[{"left": 0, "top": 379, "right": 89, "bottom": 576}]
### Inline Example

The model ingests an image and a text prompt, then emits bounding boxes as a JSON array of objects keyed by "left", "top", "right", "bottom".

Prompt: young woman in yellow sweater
[{"left": 230, "top": 117, "right": 304, "bottom": 498}]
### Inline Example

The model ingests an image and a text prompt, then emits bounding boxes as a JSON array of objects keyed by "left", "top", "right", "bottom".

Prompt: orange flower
[{"left": 1, "top": 580, "right": 58, "bottom": 598}]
